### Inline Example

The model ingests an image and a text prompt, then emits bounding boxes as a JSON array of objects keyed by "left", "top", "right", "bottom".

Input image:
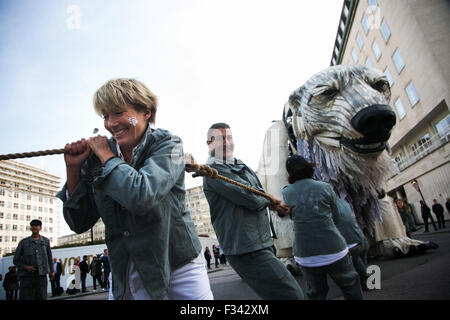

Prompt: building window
[
  {"left": 435, "top": 115, "right": 450, "bottom": 137},
  {"left": 411, "top": 133, "right": 432, "bottom": 159},
  {"left": 394, "top": 97, "right": 406, "bottom": 120},
  {"left": 405, "top": 81, "right": 420, "bottom": 107},
  {"left": 380, "top": 18, "right": 391, "bottom": 43},
  {"left": 340, "top": 19, "right": 346, "bottom": 32},
  {"left": 392, "top": 48, "right": 405, "bottom": 73},
  {"left": 368, "top": 0, "right": 378, "bottom": 9},
  {"left": 351, "top": 48, "right": 359, "bottom": 63},
  {"left": 362, "top": 14, "right": 369, "bottom": 34},
  {"left": 343, "top": 4, "right": 350, "bottom": 17},
  {"left": 372, "top": 39, "right": 381, "bottom": 61},
  {"left": 384, "top": 66, "right": 394, "bottom": 87},
  {"left": 365, "top": 56, "right": 372, "bottom": 68},
  {"left": 356, "top": 32, "right": 364, "bottom": 50}
]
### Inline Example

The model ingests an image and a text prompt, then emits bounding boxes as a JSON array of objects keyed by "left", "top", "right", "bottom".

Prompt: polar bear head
[{"left": 283, "top": 65, "right": 399, "bottom": 231}]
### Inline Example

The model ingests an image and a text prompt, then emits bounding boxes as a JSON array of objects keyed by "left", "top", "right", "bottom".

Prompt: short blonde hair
[{"left": 93, "top": 78, "right": 158, "bottom": 124}]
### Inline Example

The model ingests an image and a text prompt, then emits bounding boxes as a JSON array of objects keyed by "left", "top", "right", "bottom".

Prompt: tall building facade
[
  {"left": 186, "top": 185, "right": 216, "bottom": 238},
  {"left": 0, "top": 160, "right": 61, "bottom": 256},
  {"left": 331, "top": 0, "right": 449, "bottom": 220}
]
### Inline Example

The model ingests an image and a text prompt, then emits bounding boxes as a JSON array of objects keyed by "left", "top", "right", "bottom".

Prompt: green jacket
[
  {"left": 203, "top": 158, "right": 273, "bottom": 255},
  {"left": 335, "top": 198, "right": 367, "bottom": 248},
  {"left": 13, "top": 235, "right": 54, "bottom": 278},
  {"left": 57, "top": 127, "right": 201, "bottom": 300},
  {"left": 282, "top": 178, "right": 347, "bottom": 258}
]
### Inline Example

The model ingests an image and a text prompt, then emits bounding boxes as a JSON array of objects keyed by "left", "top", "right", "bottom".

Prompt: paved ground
[{"left": 53, "top": 226, "right": 450, "bottom": 300}]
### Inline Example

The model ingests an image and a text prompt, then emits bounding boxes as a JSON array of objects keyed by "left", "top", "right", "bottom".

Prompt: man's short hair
[
  {"left": 30, "top": 219, "right": 42, "bottom": 226},
  {"left": 207, "top": 122, "right": 230, "bottom": 141}
]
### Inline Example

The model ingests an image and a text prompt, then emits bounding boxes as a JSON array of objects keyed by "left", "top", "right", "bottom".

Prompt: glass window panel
[
  {"left": 392, "top": 48, "right": 405, "bottom": 73},
  {"left": 394, "top": 97, "right": 406, "bottom": 120},
  {"left": 372, "top": 39, "right": 381, "bottom": 61},
  {"left": 380, "top": 18, "right": 391, "bottom": 43},
  {"left": 405, "top": 81, "right": 419, "bottom": 106}
]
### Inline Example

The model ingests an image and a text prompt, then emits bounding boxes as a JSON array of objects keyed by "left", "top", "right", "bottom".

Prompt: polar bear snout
[{"left": 351, "top": 104, "right": 396, "bottom": 141}]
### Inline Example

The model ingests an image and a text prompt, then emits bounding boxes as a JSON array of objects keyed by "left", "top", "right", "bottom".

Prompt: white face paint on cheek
[{"left": 128, "top": 116, "right": 138, "bottom": 126}]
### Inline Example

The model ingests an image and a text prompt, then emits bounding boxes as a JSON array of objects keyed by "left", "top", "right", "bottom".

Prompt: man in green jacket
[
  {"left": 203, "top": 123, "right": 304, "bottom": 300},
  {"left": 13, "top": 219, "right": 54, "bottom": 300}
]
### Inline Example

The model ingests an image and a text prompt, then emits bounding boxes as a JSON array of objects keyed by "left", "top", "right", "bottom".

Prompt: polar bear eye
[
  {"left": 371, "top": 79, "right": 389, "bottom": 93},
  {"left": 321, "top": 88, "right": 339, "bottom": 98}
]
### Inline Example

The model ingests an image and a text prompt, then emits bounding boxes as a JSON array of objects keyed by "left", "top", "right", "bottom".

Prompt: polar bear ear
[{"left": 292, "top": 110, "right": 307, "bottom": 140}]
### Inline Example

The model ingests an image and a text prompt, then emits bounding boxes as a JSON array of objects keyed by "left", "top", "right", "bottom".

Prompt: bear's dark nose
[{"left": 351, "top": 104, "right": 396, "bottom": 141}]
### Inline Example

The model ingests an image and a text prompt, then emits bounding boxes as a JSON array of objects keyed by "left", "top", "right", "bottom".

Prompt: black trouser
[
  {"left": 81, "top": 273, "right": 87, "bottom": 292},
  {"left": 6, "top": 289, "right": 18, "bottom": 300},
  {"left": 92, "top": 274, "right": 103, "bottom": 290},
  {"left": 422, "top": 213, "right": 437, "bottom": 231},
  {"left": 51, "top": 274, "right": 61, "bottom": 296},
  {"left": 103, "top": 270, "right": 110, "bottom": 289},
  {"left": 19, "top": 276, "right": 48, "bottom": 300},
  {"left": 435, "top": 213, "right": 446, "bottom": 229}
]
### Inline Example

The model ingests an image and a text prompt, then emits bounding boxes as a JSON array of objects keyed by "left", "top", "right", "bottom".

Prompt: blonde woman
[{"left": 57, "top": 78, "right": 213, "bottom": 300}]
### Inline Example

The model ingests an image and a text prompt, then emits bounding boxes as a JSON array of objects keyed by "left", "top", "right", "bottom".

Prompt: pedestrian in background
[
  {"left": 101, "top": 249, "right": 111, "bottom": 290},
  {"left": 13, "top": 219, "right": 55, "bottom": 300},
  {"left": 50, "top": 257, "right": 63, "bottom": 296},
  {"left": 80, "top": 255, "right": 89, "bottom": 293},
  {"left": 3, "top": 266, "right": 19, "bottom": 300},
  {"left": 432, "top": 199, "right": 446, "bottom": 229},
  {"left": 420, "top": 200, "right": 437, "bottom": 232},
  {"left": 204, "top": 247, "right": 212, "bottom": 270},
  {"left": 446, "top": 198, "right": 450, "bottom": 217},
  {"left": 396, "top": 199, "right": 413, "bottom": 237},
  {"left": 72, "top": 257, "right": 81, "bottom": 293},
  {"left": 212, "top": 245, "right": 220, "bottom": 268},
  {"left": 90, "top": 255, "right": 103, "bottom": 291}
]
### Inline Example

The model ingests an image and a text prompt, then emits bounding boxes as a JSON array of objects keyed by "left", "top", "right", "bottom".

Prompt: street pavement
[{"left": 53, "top": 226, "right": 450, "bottom": 300}]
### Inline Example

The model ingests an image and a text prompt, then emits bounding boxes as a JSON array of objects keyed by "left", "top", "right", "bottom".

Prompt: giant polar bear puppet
[{"left": 257, "top": 65, "right": 437, "bottom": 272}]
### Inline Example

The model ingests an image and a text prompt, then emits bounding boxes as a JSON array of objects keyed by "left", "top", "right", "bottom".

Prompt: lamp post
[{"left": 411, "top": 179, "right": 427, "bottom": 205}]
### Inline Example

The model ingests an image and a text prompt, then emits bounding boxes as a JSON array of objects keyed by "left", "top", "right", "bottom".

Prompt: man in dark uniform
[
  {"left": 13, "top": 219, "right": 54, "bottom": 300},
  {"left": 432, "top": 199, "right": 446, "bottom": 229}
]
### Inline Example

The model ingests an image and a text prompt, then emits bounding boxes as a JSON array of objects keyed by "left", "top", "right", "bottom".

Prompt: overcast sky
[{"left": 0, "top": 0, "right": 343, "bottom": 236}]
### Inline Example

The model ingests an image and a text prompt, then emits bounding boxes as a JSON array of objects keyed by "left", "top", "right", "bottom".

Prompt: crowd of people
[
  {"left": 396, "top": 198, "right": 448, "bottom": 235},
  {"left": 64, "top": 249, "right": 111, "bottom": 295},
  {"left": 2, "top": 223, "right": 111, "bottom": 300},
  {"left": 3, "top": 78, "right": 449, "bottom": 300}
]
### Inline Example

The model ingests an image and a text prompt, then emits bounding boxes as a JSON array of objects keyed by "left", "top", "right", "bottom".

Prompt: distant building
[
  {"left": 186, "top": 185, "right": 216, "bottom": 239},
  {"left": 0, "top": 160, "right": 61, "bottom": 256},
  {"left": 330, "top": 0, "right": 449, "bottom": 220},
  {"left": 57, "top": 219, "right": 105, "bottom": 247}
]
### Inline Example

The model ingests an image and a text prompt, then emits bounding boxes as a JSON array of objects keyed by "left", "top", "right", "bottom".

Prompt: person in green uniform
[
  {"left": 282, "top": 155, "right": 363, "bottom": 300},
  {"left": 203, "top": 122, "right": 304, "bottom": 300},
  {"left": 13, "top": 219, "right": 55, "bottom": 300}
]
